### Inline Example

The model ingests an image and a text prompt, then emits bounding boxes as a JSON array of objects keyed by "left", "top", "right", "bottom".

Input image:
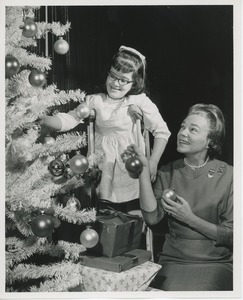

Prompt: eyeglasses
[{"left": 107, "top": 72, "right": 133, "bottom": 86}]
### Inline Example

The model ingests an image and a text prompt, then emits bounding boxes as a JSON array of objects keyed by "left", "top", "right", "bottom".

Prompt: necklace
[{"left": 184, "top": 156, "right": 209, "bottom": 169}]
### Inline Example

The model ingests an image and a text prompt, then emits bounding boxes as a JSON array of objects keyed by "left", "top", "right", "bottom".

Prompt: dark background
[
  {"left": 36, "top": 5, "right": 234, "bottom": 259},
  {"left": 38, "top": 5, "right": 233, "bottom": 166}
]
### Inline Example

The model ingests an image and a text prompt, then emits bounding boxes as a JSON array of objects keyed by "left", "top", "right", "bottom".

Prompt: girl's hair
[
  {"left": 109, "top": 47, "right": 147, "bottom": 95},
  {"left": 188, "top": 103, "right": 226, "bottom": 158}
]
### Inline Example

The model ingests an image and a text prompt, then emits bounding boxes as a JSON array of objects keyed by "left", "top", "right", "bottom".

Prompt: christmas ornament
[
  {"left": 63, "top": 164, "right": 75, "bottom": 179},
  {"left": 32, "top": 123, "right": 41, "bottom": 132},
  {"left": 66, "top": 194, "right": 81, "bottom": 211},
  {"left": 5, "top": 55, "right": 20, "bottom": 77},
  {"left": 69, "top": 152, "right": 89, "bottom": 174},
  {"left": 29, "top": 70, "right": 46, "bottom": 87},
  {"left": 162, "top": 189, "right": 177, "bottom": 201},
  {"left": 48, "top": 158, "right": 65, "bottom": 177},
  {"left": 59, "top": 153, "right": 69, "bottom": 163},
  {"left": 125, "top": 156, "right": 143, "bottom": 174},
  {"left": 31, "top": 213, "right": 54, "bottom": 237},
  {"left": 76, "top": 102, "right": 91, "bottom": 119},
  {"left": 44, "top": 135, "right": 55, "bottom": 145},
  {"left": 128, "top": 171, "right": 140, "bottom": 179},
  {"left": 22, "top": 17, "right": 37, "bottom": 38},
  {"left": 54, "top": 37, "right": 69, "bottom": 55},
  {"left": 80, "top": 226, "right": 99, "bottom": 248},
  {"left": 60, "top": 193, "right": 72, "bottom": 207}
]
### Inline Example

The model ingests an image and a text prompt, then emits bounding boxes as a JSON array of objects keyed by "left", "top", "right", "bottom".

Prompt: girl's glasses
[{"left": 107, "top": 72, "right": 133, "bottom": 86}]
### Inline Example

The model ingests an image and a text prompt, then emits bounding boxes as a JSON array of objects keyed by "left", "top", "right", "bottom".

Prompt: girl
[{"left": 40, "top": 45, "right": 171, "bottom": 212}]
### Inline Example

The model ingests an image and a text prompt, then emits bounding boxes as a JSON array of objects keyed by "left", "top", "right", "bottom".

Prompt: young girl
[{"left": 40, "top": 45, "right": 171, "bottom": 211}]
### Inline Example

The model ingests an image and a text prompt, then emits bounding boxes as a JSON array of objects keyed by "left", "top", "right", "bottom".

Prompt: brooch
[
  {"left": 217, "top": 165, "right": 226, "bottom": 176},
  {"left": 208, "top": 169, "right": 215, "bottom": 178}
]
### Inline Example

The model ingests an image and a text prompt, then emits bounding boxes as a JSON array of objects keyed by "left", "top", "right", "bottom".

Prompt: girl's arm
[{"left": 39, "top": 115, "right": 62, "bottom": 131}]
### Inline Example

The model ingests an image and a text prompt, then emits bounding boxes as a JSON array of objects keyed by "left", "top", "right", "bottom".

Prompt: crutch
[
  {"left": 136, "top": 118, "right": 154, "bottom": 261},
  {"left": 87, "top": 109, "right": 97, "bottom": 207}
]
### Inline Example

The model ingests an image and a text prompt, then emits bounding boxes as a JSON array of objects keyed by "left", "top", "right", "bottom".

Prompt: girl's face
[
  {"left": 177, "top": 114, "right": 211, "bottom": 158},
  {"left": 106, "top": 67, "right": 133, "bottom": 99}
]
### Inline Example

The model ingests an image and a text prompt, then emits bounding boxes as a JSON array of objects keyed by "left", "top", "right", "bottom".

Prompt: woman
[{"left": 122, "top": 103, "right": 233, "bottom": 290}]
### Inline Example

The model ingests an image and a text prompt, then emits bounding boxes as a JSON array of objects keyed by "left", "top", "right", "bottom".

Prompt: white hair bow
[{"left": 119, "top": 45, "right": 145, "bottom": 61}]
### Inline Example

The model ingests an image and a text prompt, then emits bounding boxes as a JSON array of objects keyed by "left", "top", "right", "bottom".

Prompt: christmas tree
[{"left": 5, "top": 6, "right": 98, "bottom": 292}]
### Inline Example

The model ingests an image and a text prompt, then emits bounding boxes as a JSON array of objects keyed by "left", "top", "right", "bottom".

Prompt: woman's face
[
  {"left": 106, "top": 67, "right": 133, "bottom": 99},
  {"left": 177, "top": 114, "right": 211, "bottom": 157}
]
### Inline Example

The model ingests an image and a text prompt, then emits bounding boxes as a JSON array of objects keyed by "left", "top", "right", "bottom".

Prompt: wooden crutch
[{"left": 136, "top": 118, "right": 154, "bottom": 262}]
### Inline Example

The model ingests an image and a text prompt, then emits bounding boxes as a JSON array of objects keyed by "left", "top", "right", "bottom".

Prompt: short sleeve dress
[
  {"left": 56, "top": 93, "right": 171, "bottom": 203},
  {"left": 143, "top": 158, "right": 233, "bottom": 291}
]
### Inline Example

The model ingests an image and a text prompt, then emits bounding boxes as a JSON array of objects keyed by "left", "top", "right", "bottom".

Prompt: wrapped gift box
[
  {"left": 80, "top": 249, "right": 152, "bottom": 272},
  {"left": 92, "top": 209, "right": 143, "bottom": 257},
  {"left": 79, "top": 261, "right": 162, "bottom": 292}
]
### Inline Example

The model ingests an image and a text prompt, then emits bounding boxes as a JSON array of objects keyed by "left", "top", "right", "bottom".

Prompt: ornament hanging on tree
[
  {"left": 29, "top": 70, "right": 46, "bottom": 87},
  {"left": 66, "top": 194, "right": 81, "bottom": 211},
  {"left": 44, "top": 135, "right": 55, "bottom": 145},
  {"left": 59, "top": 153, "right": 69, "bottom": 164},
  {"left": 31, "top": 212, "right": 54, "bottom": 237},
  {"left": 5, "top": 55, "right": 20, "bottom": 78},
  {"left": 76, "top": 102, "right": 91, "bottom": 119},
  {"left": 80, "top": 226, "right": 99, "bottom": 248},
  {"left": 22, "top": 17, "right": 37, "bottom": 38},
  {"left": 69, "top": 151, "right": 89, "bottom": 174},
  {"left": 54, "top": 37, "right": 69, "bottom": 55},
  {"left": 48, "top": 158, "right": 65, "bottom": 177}
]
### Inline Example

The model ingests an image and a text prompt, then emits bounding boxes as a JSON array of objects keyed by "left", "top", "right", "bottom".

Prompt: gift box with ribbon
[
  {"left": 91, "top": 208, "right": 144, "bottom": 257},
  {"left": 80, "top": 249, "right": 152, "bottom": 272}
]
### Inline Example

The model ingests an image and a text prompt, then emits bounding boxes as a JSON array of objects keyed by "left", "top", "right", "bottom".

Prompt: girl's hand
[
  {"left": 161, "top": 194, "right": 195, "bottom": 225},
  {"left": 148, "top": 159, "right": 158, "bottom": 183}
]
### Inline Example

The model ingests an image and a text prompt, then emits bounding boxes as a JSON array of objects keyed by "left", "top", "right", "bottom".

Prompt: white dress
[{"left": 57, "top": 93, "right": 171, "bottom": 203}]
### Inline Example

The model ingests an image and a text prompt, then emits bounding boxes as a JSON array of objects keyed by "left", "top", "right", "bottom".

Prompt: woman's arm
[
  {"left": 162, "top": 190, "right": 233, "bottom": 247},
  {"left": 124, "top": 144, "right": 164, "bottom": 225},
  {"left": 149, "top": 138, "right": 167, "bottom": 182}
]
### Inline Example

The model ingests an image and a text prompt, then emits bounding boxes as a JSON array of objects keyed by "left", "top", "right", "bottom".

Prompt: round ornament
[
  {"left": 22, "top": 17, "right": 37, "bottom": 38},
  {"left": 31, "top": 213, "right": 54, "bottom": 237},
  {"left": 80, "top": 226, "right": 99, "bottom": 248},
  {"left": 66, "top": 194, "right": 81, "bottom": 211},
  {"left": 162, "top": 188, "right": 177, "bottom": 201},
  {"left": 5, "top": 55, "right": 20, "bottom": 77},
  {"left": 44, "top": 136, "right": 55, "bottom": 145},
  {"left": 128, "top": 171, "right": 140, "bottom": 179},
  {"left": 125, "top": 156, "right": 143, "bottom": 174},
  {"left": 69, "top": 153, "right": 89, "bottom": 174},
  {"left": 29, "top": 70, "right": 46, "bottom": 87},
  {"left": 54, "top": 37, "right": 69, "bottom": 55},
  {"left": 76, "top": 103, "right": 91, "bottom": 119},
  {"left": 48, "top": 159, "right": 65, "bottom": 177}
]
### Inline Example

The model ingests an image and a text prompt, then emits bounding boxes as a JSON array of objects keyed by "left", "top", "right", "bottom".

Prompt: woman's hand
[
  {"left": 121, "top": 144, "right": 149, "bottom": 168},
  {"left": 161, "top": 194, "right": 196, "bottom": 225},
  {"left": 148, "top": 158, "right": 158, "bottom": 183}
]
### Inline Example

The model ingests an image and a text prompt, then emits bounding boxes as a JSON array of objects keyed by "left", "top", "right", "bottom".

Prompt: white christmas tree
[{"left": 5, "top": 6, "right": 98, "bottom": 292}]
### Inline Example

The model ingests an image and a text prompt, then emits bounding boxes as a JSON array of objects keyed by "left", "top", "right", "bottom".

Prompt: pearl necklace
[{"left": 184, "top": 157, "right": 209, "bottom": 169}]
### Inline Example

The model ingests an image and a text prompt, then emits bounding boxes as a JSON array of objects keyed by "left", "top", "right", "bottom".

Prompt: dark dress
[{"left": 142, "top": 159, "right": 233, "bottom": 291}]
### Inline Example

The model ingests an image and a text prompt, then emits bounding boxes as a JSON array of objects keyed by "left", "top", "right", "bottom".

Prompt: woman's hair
[
  {"left": 108, "top": 48, "right": 147, "bottom": 95},
  {"left": 188, "top": 103, "right": 226, "bottom": 158}
]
